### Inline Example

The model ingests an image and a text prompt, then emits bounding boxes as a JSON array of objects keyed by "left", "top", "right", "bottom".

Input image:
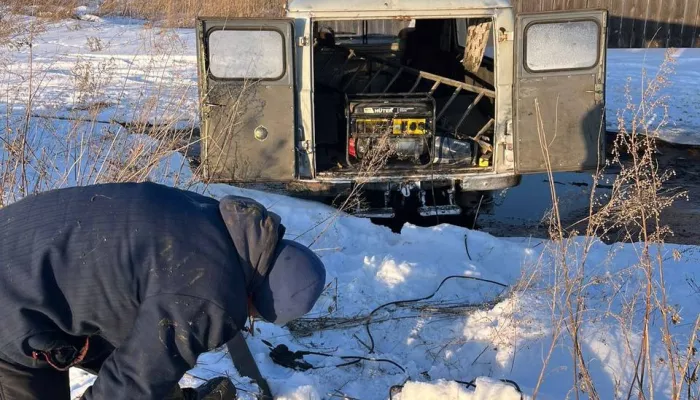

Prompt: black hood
[{"left": 218, "top": 195, "right": 286, "bottom": 294}]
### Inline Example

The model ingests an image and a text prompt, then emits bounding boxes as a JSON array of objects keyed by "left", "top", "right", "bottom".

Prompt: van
[{"left": 195, "top": 0, "right": 607, "bottom": 218}]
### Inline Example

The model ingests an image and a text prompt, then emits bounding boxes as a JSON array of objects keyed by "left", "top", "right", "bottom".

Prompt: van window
[
  {"left": 525, "top": 20, "right": 599, "bottom": 72},
  {"left": 208, "top": 29, "right": 285, "bottom": 79}
]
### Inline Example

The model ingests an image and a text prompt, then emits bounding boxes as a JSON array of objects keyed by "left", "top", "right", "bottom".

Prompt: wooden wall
[
  {"left": 319, "top": 1, "right": 700, "bottom": 48},
  {"left": 514, "top": 0, "right": 700, "bottom": 48}
]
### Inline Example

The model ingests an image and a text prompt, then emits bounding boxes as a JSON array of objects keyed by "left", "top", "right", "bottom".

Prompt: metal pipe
[
  {"left": 382, "top": 67, "right": 404, "bottom": 93},
  {"left": 436, "top": 87, "right": 462, "bottom": 120},
  {"left": 454, "top": 92, "right": 485, "bottom": 132},
  {"left": 361, "top": 64, "right": 387, "bottom": 93},
  {"left": 408, "top": 76, "right": 423, "bottom": 93},
  {"left": 342, "top": 59, "right": 368, "bottom": 92}
]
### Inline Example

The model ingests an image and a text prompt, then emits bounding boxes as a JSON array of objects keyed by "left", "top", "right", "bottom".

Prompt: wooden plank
[
  {"left": 517, "top": 0, "right": 527, "bottom": 12},
  {"left": 637, "top": 0, "right": 655, "bottom": 47},
  {"left": 538, "top": 0, "right": 547, "bottom": 11},
  {"left": 679, "top": 0, "right": 696, "bottom": 46},
  {"left": 657, "top": 0, "right": 675, "bottom": 47},
  {"left": 692, "top": 0, "right": 700, "bottom": 47},
  {"left": 528, "top": 0, "right": 541, "bottom": 11},
  {"left": 667, "top": 0, "right": 687, "bottom": 46},
  {"left": 519, "top": 0, "right": 528, "bottom": 12},
  {"left": 553, "top": 0, "right": 567, "bottom": 10},
  {"left": 609, "top": 0, "right": 626, "bottom": 47},
  {"left": 586, "top": 0, "right": 606, "bottom": 8},
  {"left": 571, "top": 0, "right": 590, "bottom": 9},
  {"left": 629, "top": 0, "right": 648, "bottom": 48},
  {"left": 644, "top": 0, "right": 666, "bottom": 47}
]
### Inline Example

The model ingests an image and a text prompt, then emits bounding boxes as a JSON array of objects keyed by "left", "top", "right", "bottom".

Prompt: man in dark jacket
[{"left": 0, "top": 182, "right": 327, "bottom": 399}]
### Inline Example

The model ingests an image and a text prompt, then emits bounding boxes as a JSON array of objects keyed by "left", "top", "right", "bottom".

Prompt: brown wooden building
[{"left": 515, "top": 0, "right": 699, "bottom": 48}]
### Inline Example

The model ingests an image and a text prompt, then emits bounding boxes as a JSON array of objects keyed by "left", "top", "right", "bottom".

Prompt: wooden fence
[
  {"left": 514, "top": 0, "right": 700, "bottom": 48},
  {"left": 322, "top": 1, "right": 700, "bottom": 48}
]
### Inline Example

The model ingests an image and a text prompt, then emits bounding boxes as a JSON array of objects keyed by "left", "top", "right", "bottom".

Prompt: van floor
[{"left": 316, "top": 163, "right": 491, "bottom": 177}]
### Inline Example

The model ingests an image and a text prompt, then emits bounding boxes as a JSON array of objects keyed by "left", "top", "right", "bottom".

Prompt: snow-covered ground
[
  {"left": 1, "top": 13, "right": 699, "bottom": 400},
  {"left": 62, "top": 162, "right": 700, "bottom": 400}
]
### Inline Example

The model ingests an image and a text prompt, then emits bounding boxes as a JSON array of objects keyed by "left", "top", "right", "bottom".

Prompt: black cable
[
  {"left": 301, "top": 350, "right": 407, "bottom": 373},
  {"left": 364, "top": 275, "right": 508, "bottom": 353},
  {"left": 499, "top": 379, "right": 522, "bottom": 393},
  {"left": 464, "top": 233, "right": 472, "bottom": 260},
  {"left": 262, "top": 276, "right": 511, "bottom": 396},
  {"left": 262, "top": 341, "right": 406, "bottom": 374},
  {"left": 454, "top": 379, "right": 477, "bottom": 388}
]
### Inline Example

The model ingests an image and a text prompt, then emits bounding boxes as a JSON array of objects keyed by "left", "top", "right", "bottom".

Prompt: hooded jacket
[{"left": 0, "top": 182, "right": 284, "bottom": 399}]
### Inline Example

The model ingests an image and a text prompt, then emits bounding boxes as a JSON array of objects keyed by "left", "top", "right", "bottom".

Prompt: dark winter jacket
[{"left": 0, "top": 182, "right": 285, "bottom": 399}]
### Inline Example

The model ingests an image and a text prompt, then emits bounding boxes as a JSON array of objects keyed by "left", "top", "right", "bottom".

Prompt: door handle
[{"left": 585, "top": 84, "right": 604, "bottom": 103}]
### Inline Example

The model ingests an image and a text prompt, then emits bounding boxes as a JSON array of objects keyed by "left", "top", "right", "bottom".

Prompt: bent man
[{"left": 0, "top": 182, "right": 326, "bottom": 399}]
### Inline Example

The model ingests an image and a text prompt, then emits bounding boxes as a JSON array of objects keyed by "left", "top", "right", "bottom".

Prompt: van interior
[{"left": 311, "top": 17, "right": 497, "bottom": 177}]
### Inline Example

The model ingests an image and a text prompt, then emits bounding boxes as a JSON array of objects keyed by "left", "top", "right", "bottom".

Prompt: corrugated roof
[{"left": 287, "top": 0, "right": 511, "bottom": 13}]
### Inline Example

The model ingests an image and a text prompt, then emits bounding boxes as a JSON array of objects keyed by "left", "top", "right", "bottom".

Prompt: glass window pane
[
  {"left": 525, "top": 20, "right": 599, "bottom": 72},
  {"left": 209, "top": 30, "right": 285, "bottom": 79}
]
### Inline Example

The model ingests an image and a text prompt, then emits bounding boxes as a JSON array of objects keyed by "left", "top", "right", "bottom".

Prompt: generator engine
[{"left": 346, "top": 94, "right": 435, "bottom": 166}]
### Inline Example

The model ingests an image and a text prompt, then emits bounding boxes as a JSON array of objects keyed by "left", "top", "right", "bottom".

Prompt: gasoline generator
[{"left": 345, "top": 94, "right": 436, "bottom": 167}]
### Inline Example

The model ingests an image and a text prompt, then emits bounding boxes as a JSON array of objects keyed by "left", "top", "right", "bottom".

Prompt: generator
[{"left": 345, "top": 94, "right": 436, "bottom": 167}]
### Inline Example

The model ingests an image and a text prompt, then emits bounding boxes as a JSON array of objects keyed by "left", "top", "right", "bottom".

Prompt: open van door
[
  {"left": 196, "top": 18, "right": 296, "bottom": 183},
  {"left": 514, "top": 10, "right": 607, "bottom": 174}
]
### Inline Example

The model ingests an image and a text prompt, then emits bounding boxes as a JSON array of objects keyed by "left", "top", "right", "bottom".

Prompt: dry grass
[
  {"left": 526, "top": 48, "right": 699, "bottom": 400},
  {"left": 99, "top": 0, "right": 285, "bottom": 26},
  {"left": 4, "top": 0, "right": 82, "bottom": 20},
  {"left": 292, "top": 129, "right": 396, "bottom": 247},
  {"left": 3, "top": 0, "right": 284, "bottom": 28},
  {"left": 0, "top": 13, "right": 203, "bottom": 207}
]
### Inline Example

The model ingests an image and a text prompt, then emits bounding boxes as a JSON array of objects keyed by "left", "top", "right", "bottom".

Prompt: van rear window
[
  {"left": 208, "top": 29, "right": 285, "bottom": 80},
  {"left": 525, "top": 20, "right": 599, "bottom": 72}
]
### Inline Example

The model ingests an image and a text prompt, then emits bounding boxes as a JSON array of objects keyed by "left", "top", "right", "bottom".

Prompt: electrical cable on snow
[
  {"left": 261, "top": 340, "right": 406, "bottom": 373},
  {"left": 255, "top": 275, "right": 511, "bottom": 397},
  {"left": 464, "top": 234, "right": 472, "bottom": 260},
  {"left": 362, "top": 275, "right": 508, "bottom": 354}
]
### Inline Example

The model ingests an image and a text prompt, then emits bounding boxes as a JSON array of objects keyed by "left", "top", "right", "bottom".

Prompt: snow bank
[{"left": 398, "top": 378, "right": 522, "bottom": 400}]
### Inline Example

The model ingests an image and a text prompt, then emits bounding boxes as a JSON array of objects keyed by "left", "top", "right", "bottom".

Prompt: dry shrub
[
  {"left": 99, "top": 0, "right": 285, "bottom": 27},
  {"left": 292, "top": 129, "right": 395, "bottom": 246},
  {"left": 3, "top": 0, "right": 284, "bottom": 28},
  {"left": 0, "top": 15, "right": 20, "bottom": 46},
  {"left": 4, "top": 0, "right": 82, "bottom": 19},
  {"left": 528, "top": 48, "right": 699, "bottom": 400},
  {"left": 0, "top": 16, "right": 203, "bottom": 207}
]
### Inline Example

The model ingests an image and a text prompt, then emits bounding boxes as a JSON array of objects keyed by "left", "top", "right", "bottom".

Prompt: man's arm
[{"left": 81, "top": 294, "right": 240, "bottom": 400}]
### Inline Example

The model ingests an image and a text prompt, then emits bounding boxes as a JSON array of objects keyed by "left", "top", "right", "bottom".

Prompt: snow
[
  {"left": 1, "top": 13, "right": 699, "bottom": 400},
  {"left": 64, "top": 169, "right": 700, "bottom": 399},
  {"left": 606, "top": 47, "right": 700, "bottom": 145},
  {"left": 397, "top": 378, "right": 522, "bottom": 400}
]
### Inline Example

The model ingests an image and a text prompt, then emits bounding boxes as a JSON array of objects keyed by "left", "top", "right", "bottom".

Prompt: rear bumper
[{"left": 232, "top": 173, "right": 521, "bottom": 197}]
